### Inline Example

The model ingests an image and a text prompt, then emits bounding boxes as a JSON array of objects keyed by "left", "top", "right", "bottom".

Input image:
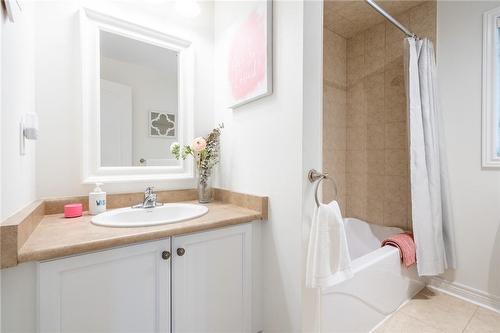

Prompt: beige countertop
[
  {"left": 1, "top": 188, "right": 268, "bottom": 268},
  {"left": 18, "top": 201, "right": 262, "bottom": 263}
]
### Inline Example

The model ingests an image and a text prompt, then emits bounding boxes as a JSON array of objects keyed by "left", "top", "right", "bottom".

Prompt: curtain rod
[{"left": 365, "top": 0, "right": 418, "bottom": 39}]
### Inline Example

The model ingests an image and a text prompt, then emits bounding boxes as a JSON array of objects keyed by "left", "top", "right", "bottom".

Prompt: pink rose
[{"left": 191, "top": 137, "right": 207, "bottom": 152}]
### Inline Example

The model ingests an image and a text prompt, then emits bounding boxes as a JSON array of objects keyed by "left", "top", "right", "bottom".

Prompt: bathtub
[{"left": 320, "top": 218, "right": 425, "bottom": 333}]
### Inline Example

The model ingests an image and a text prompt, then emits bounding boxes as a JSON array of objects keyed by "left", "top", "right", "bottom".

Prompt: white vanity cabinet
[
  {"left": 38, "top": 223, "right": 254, "bottom": 333},
  {"left": 172, "top": 223, "right": 252, "bottom": 333},
  {"left": 38, "top": 239, "right": 172, "bottom": 333}
]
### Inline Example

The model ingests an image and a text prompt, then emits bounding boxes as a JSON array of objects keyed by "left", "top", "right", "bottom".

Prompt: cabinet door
[
  {"left": 172, "top": 224, "right": 252, "bottom": 333},
  {"left": 39, "top": 239, "right": 171, "bottom": 333}
]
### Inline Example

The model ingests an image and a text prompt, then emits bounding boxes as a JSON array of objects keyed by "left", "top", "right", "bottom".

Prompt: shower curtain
[{"left": 406, "top": 38, "right": 456, "bottom": 276}]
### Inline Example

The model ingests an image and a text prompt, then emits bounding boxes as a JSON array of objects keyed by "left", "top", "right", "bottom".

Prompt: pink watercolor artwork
[{"left": 227, "top": 2, "right": 272, "bottom": 108}]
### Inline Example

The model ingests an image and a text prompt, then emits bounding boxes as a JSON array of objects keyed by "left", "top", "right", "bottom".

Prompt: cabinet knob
[
  {"left": 176, "top": 248, "right": 185, "bottom": 256},
  {"left": 161, "top": 251, "right": 171, "bottom": 260}
]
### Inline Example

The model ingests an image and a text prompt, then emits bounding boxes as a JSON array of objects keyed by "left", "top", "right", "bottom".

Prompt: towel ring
[{"left": 308, "top": 169, "right": 338, "bottom": 207}]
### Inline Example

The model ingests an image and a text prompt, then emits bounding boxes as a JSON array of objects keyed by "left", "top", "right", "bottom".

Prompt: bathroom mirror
[
  {"left": 81, "top": 8, "right": 194, "bottom": 183},
  {"left": 99, "top": 31, "right": 179, "bottom": 167}
]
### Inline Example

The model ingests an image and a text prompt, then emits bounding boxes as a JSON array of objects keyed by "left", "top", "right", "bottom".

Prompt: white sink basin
[{"left": 91, "top": 203, "right": 209, "bottom": 227}]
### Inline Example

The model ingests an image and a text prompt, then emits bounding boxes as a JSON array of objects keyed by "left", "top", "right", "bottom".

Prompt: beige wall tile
[
  {"left": 409, "top": 1, "right": 436, "bottom": 44},
  {"left": 324, "top": 29, "right": 347, "bottom": 212},
  {"left": 331, "top": 30, "right": 347, "bottom": 60},
  {"left": 385, "top": 62, "right": 407, "bottom": 123},
  {"left": 407, "top": 199, "right": 413, "bottom": 230},
  {"left": 324, "top": 85, "right": 347, "bottom": 129},
  {"left": 347, "top": 150, "right": 368, "bottom": 175},
  {"left": 367, "top": 149, "right": 385, "bottom": 175},
  {"left": 364, "top": 23, "right": 385, "bottom": 51},
  {"left": 367, "top": 124, "right": 385, "bottom": 150},
  {"left": 332, "top": 88, "right": 347, "bottom": 128},
  {"left": 324, "top": 29, "right": 347, "bottom": 87},
  {"left": 385, "top": 96, "right": 407, "bottom": 123},
  {"left": 383, "top": 199, "right": 408, "bottom": 228},
  {"left": 347, "top": 172, "right": 367, "bottom": 194},
  {"left": 364, "top": 47, "right": 385, "bottom": 77},
  {"left": 367, "top": 101, "right": 385, "bottom": 125},
  {"left": 323, "top": 148, "right": 347, "bottom": 196},
  {"left": 385, "top": 40, "right": 404, "bottom": 66},
  {"left": 366, "top": 175, "right": 384, "bottom": 224},
  {"left": 324, "top": 86, "right": 335, "bottom": 128},
  {"left": 385, "top": 61, "right": 405, "bottom": 100},
  {"left": 335, "top": 173, "right": 346, "bottom": 199},
  {"left": 325, "top": 14, "right": 359, "bottom": 39},
  {"left": 333, "top": 60, "right": 347, "bottom": 88},
  {"left": 332, "top": 127, "right": 347, "bottom": 151},
  {"left": 347, "top": 126, "right": 367, "bottom": 151},
  {"left": 347, "top": 82, "right": 367, "bottom": 128},
  {"left": 384, "top": 175, "right": 409, "bottom": 205},
  {"left": 385, "top": 123, "right": 408, "bottom": 149},
  {"left": 347, "top": 32, "right": 364, "bottom": 59},
  {"left": 347, "top": 55, "right": 364, "bottom": 86},
  {"left": 386, "top": 12, "right": 410, "bottom": 45},
  {"left": 384, "top": 174, "right": 409, "bottom": 228},
  {"left": 328, "top": 3, "right": 434, "bottom": 228},
  {"left": 325, "top": 90, "right": 347, "bottom": 147},
  {"left": 385, "top": 149, "right": 409, "bottom": 176},
  {"left": 347, "top": 172, "right": 368, "bottom": 219},
  {"left": 323, "top": 28, "right": 336, "bottom": 84},
  {"left": 365, "top": 73, "right": 385, "bottom": 125},
  {"left": 331, "top": 149, "right": 346, "bottom": 175}
]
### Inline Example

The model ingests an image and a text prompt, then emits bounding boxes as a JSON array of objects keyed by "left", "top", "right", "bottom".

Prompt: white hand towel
[{"left": 306, "top": 201, "right": 353, "bottom": 288}]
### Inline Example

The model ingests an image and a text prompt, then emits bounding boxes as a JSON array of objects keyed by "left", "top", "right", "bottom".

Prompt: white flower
[
  {"left": 191, "top": 137, "right": 207, "bottom": 152},
  {"left": 170, "top": 142, "right": 180, "bottom": 153}
]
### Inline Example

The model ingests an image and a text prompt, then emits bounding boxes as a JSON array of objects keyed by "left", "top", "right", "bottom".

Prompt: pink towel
[{"left": 382, "top": 232, "right": 416, "bottom": 268}]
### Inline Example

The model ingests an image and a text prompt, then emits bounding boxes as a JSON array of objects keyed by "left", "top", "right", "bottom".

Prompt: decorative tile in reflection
[{"left": 149, "top": 110, "right": 176, "bottom": 138}]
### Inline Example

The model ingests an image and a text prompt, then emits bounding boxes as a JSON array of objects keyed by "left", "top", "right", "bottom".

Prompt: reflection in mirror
[{"left": 99, "top": 30, "right": 179, "bottom": 167}]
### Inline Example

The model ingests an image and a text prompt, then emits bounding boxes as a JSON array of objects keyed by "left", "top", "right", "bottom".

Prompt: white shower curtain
[{"left": 406, "top": 38, "right": 456, "bottom": 276}]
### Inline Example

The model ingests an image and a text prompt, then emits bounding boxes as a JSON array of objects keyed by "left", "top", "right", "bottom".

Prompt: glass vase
[{"left": 197, "top": 169, "right": 213, "bottom": 204}]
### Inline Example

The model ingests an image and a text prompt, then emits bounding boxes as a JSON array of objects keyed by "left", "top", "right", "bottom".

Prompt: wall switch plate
[{"left": 19, "top": 113, "right": 39, "bottom": 156}]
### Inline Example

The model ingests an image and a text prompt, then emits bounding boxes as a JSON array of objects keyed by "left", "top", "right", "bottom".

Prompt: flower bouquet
[{"left": 170, "top": 124, "right": 223, "bottom": 203}]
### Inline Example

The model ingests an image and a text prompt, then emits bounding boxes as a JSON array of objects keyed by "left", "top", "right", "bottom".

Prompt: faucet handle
[{"left": 145, "top": 186, "right": 154, "bottom": 195}]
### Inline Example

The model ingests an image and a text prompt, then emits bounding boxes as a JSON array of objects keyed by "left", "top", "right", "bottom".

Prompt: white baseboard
[{"left": 427, "top": 277, "right": 500, "bottom": 314}]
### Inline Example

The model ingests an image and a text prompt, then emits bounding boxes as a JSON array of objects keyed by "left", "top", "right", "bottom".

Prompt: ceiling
[{"left": 324, "top": 0, "right": 429, "bottom": 38}]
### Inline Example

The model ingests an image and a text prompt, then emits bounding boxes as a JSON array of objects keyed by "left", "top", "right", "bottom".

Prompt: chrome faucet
[{"left": 132, "top": 187, "right": 162, "bottom": 209}]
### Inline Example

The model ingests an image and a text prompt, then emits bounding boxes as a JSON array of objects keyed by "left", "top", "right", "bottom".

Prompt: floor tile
[
  {"left": 398, "top": 288, "right": 478, "bottom": 333},
  {"left": 375, "top": 311, "right": 443, "bottom": 333},
  {"left": 464, "top": 307, "right": 500, "bottom": 333}
]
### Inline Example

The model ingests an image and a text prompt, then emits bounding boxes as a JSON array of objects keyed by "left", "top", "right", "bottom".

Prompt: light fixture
[{"left": 175, "top": 0, "right": 201, "bottom": 18}]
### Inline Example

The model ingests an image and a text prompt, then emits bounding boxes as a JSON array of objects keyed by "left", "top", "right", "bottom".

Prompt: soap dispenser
[{"left": 89, "top": 183, "right": 106, "bottom": 215}]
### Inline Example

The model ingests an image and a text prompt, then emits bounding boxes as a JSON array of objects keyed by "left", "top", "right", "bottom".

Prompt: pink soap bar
[{"left": 64, "top": 203, "right": 83, "bottom": 218}]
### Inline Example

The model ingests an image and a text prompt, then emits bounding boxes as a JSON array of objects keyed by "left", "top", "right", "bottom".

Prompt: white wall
[
  {"left": 1, "top": 2, "right": 37, "bottom": 219},
  {"left": 100, "top": 57, "right": 178, "bottom": 165},
  {"left": 34, "top": 0, "right": 214, "bottom": 197},
  {"left": 213, "top": 1, "right": 307, "bottom": 331},
  {"left": 437, "top": 0, "right": 500, "bottom": 304},
  {"left": 301, "top": 1, "right": 324, "bottom": 331}
]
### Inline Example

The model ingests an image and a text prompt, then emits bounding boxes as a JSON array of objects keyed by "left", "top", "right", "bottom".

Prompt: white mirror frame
[
  {"left": 80, "top": 8, "right": 195, "bottom": 183},
  {"left": 482, "top": 6, "right": 500, "bottom": 168}
]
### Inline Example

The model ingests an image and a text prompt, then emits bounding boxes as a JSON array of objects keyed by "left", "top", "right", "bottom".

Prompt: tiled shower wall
[
  {"left": 323, "top": 2, "right": 436, "bottom": 229},
  {"left": 323, "top": 28, "right": 347, "bottom": 213}
]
